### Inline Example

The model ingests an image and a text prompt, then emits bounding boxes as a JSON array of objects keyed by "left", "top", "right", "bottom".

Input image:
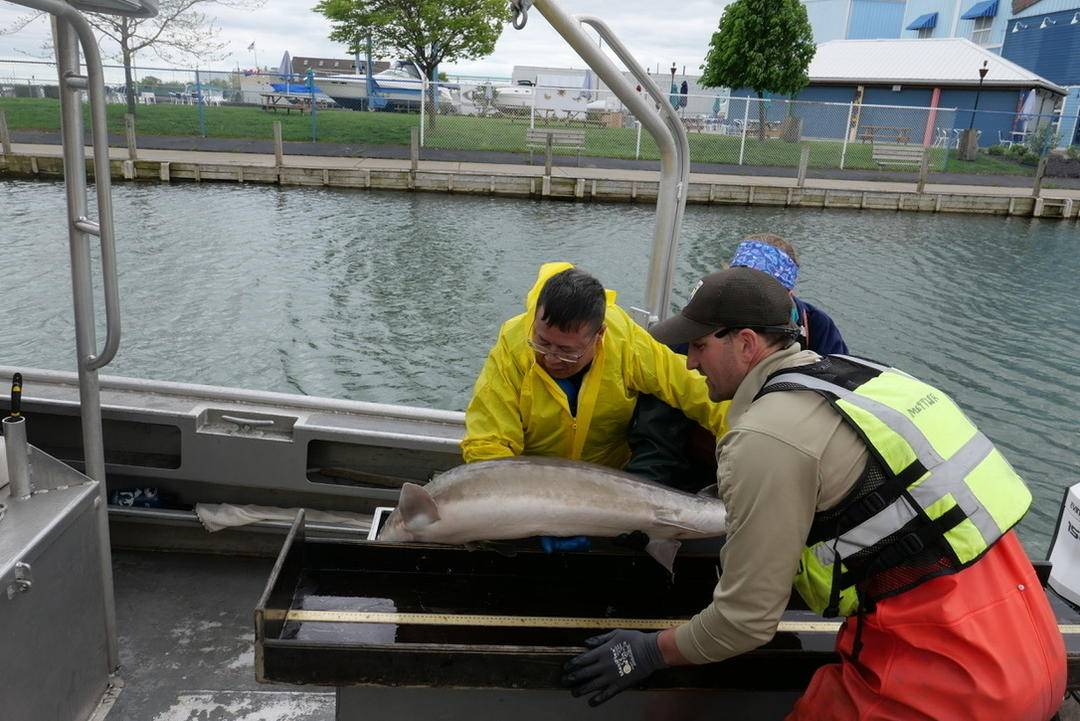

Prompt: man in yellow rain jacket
[{"left": 462, "top": 262, "right": 727, "bottom": 470}]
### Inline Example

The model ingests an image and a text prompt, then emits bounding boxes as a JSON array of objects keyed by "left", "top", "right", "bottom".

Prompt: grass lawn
[
  {"left": 0, "top": 97, "right": 1034, "bottom": 177},
  {"left": 0, "top": 97, "right": 417, "bottom": 144}
]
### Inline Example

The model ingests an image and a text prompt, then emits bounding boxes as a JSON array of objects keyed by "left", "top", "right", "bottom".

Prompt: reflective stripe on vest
[
  {"left": 808, "top": 431, "right": 998, "bottom": 567},
  {"left": 764, "top": 359, "right": 1031, "bottom": 616}
]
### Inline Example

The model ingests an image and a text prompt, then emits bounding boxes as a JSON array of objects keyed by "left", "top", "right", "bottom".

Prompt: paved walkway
[
  {"left": 15, "top": 129, "right": 1078, "bottom": 191},
  {"left": 9, "top": 141, "right": 1080, "bottom": 202}
]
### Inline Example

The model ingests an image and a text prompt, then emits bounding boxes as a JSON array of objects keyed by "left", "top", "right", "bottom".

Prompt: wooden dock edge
[{"left": 0, "top": 153, "right": 1072, "bottom": 219}]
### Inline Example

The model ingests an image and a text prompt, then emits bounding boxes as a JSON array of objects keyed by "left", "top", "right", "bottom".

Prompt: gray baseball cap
[{"left": 650, "top": 267, "right": 796, "bottom": 346}]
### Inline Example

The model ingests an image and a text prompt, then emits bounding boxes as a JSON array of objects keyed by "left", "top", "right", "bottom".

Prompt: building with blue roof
[
  {"left": 729, "top": 38, "right": 1065, "bottom": 148},
  {"left": 800, "top": 0, "right": 1080, "bottom": 146}
]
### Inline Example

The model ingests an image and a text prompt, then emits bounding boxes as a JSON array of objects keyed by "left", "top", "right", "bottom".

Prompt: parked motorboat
[{"left": 318, "top": 60, "right": 454, "bottom": 112}]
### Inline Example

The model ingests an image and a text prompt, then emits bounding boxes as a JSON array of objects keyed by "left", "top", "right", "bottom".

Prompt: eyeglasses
[{"left": 527, "top": 334, "right": 598, "bottom": 364}]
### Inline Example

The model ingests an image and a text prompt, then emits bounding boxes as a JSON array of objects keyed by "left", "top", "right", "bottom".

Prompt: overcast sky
[{"left": 0, "top": 0, "right": 728, "bottom": 79}]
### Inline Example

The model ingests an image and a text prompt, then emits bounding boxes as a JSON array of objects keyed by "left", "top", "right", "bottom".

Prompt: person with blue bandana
[
  {"left": 730, "top": 233, "right": 847, "bottom": 355},
  {"left": 625, "top": 233, "right": 848, "bottom": 489}
]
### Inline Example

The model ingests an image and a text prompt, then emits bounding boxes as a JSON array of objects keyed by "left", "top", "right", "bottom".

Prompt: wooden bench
[
  {"left": 526, "top": 128, "right": 586, "bottom": 165},
  {"left": 872, "top": 143, "right": 927, "bottom": 168}
]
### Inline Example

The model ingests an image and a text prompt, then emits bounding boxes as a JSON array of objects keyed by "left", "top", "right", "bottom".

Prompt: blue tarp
[
  {"left": 961, "top": 0, "right": 998, "bottom": 19},
  {"left": 906, "top": 12, "right": 938, "bottom": 30}
]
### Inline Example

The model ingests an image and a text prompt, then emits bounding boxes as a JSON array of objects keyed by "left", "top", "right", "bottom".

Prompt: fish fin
[
  {"left": 696, "top": 483, "right": 720, "bottom": 498},
  {"left": 654, "top": 511, "right": 706, "bottom": 534},
  {"left": 398, "top": 482, "right": 440, "bottom": 531},
  {"left": 645, "top": 538, "right": 681, "bottom": 574}
]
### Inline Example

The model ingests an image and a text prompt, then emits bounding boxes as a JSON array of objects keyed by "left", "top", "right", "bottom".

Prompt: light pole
[
  {"left": 669, "top": 62, "right": 677, "bottom": 109},
  {"left": 968, "top": 60, "right": 989, "bottom": 131}
]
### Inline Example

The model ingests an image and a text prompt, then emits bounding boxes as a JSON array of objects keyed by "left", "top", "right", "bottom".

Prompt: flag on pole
[{"left": 247, "top": 41, "right": 256, "bottom": 51}]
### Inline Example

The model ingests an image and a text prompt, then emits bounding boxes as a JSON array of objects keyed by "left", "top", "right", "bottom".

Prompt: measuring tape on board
[
  {"left": 270, "top": 609, "right": 1080, "bottom": 636},
  {"left": 273, "top": 609, "right": 843, "bottom": 634}
]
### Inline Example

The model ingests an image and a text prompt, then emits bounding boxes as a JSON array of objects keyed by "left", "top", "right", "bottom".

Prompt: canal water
[{"left": 1, "top": 179, "right": 1077, "bottom": 555}]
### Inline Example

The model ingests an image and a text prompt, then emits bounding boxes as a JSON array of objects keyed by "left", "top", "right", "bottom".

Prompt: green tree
[
  {"left": 314, "top": 0, "right": 507, "bottom": 119},
  {"left": 699, "top": 0, "right": 815, "bottom": 140}
]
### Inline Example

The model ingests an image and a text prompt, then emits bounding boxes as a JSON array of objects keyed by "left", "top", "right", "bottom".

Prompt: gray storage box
[{"left": 0, "top": 443, "right": 108, "bottom": 721}]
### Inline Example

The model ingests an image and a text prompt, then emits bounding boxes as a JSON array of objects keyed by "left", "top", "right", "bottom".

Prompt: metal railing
[
  {"left": 508, "top": 0, "right": 689, "bottom": 325},
  {"left": 3, "top": 0, "right": 158, "bottom": 674}
]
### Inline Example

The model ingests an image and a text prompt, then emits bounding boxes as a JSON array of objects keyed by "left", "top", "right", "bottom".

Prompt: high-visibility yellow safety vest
[{"left": 757, "top": 355, "right": 1032, "bottom": 618}]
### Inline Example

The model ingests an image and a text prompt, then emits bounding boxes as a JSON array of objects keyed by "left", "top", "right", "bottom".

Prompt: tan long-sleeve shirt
[{"left": 674, "top": 345, "right": 868, "bottom": 665}]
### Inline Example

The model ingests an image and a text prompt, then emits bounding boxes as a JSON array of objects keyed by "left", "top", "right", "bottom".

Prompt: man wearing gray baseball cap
[{"left": 563, "top": 268, "right": 1063, "bottom": 719}]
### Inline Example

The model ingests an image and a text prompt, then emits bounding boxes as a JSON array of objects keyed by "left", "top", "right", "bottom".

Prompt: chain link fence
[
  {"left": 1, "top": 57, "right": 1077, "bottom": 178},
  {"left": 422, "top": 86, "right": 962, "bottom": 172}
]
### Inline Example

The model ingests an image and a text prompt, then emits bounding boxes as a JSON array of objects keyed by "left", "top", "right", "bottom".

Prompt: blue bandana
[{"left": 730, "top": 240, "right": 799, "bottom": 290}]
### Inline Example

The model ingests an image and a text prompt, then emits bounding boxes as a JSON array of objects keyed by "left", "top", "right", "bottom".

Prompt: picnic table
[
  {"left": 260, "top": 93, "right": 313, "bottom": 114},
  {"left": 527, "top": 108, "right": 604, "bottom": 127},
  {"left": 744, "top": 120, "right": 784, "bottom": 139},
  {"left": 683, "top": 116, "right": 706, "bottom": 133},
  {"left": 857, "top": 125, "right": 912, "bottom": 144}
]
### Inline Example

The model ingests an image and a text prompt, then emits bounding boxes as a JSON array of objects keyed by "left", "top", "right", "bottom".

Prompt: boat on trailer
[
  {"left": 315, "top": 60, "right": 456, "bottom": 112},
  {"left": 1, "top": 0, "right": 1079, "bottom": 719}
]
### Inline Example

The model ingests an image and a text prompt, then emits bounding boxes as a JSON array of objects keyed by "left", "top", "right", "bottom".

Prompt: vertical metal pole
[
  {"left": 0, "top": 109, "right": 11, "bottom": 155},
  {"left": 124, "top": 113, "right": 137, "bottom": 160},
  {"left": 365, "top": 35, "right": 375, "bottom": 111},
  {"left": 195, "top": 67, "right": 206, "bottom": 138},
  {"left": 545, "top": 131, "right": 553, "bottom": 175},
  {"left": 840, "top": 101, "right": 853, "bottom": 169},
  {"left": 410, "top": 126, "right": 419, "bottom": 171},
  {"left": 530, "top": 82, "right": 537, "bottom": 129},
  {"left": 636, "top": 119, "right": 642, "bottom": 159},
  {"left": 419, "top": 76, "right": 426, "bottom": 146},
  {"left": 52, "top": 14, "right": 119, "bottom": 672},
  {"left": 3, "top": 416, "right": 31, "bottom": 500},
  {"left": 307, "top": 69, "right": 317, "bottom": 143},
  {"left": 797, "top": 145, "right": 810, "bottom": 187},
  {"left": 738, "top": 97, "right": 750, "bottom": 165}
]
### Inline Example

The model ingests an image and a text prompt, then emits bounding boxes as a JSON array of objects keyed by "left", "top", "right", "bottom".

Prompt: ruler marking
[
  {"left": 282, "top": 610, "right": 841, "bottom": 633},
  {"left": 280, "top": 611, "right": 1080, "bottom": 636}
]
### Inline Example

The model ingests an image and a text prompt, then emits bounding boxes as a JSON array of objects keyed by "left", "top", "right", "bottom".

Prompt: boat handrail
[
  {"left": 0, "top": 365, "right": 467, "bottom": 425},
  {"left": 21, "top": 0, "right": 130, "bottom": 373},
  {"left": 7, "top": 0, "right": 159, "bottom": 675},
  {"left": 511, "top": 0, "right": 691, "bottom": 325}
]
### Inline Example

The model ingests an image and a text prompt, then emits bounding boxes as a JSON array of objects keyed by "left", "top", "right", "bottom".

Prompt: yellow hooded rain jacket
[{"left": 462, "top": 262, "right": 729, "bottom": 468}]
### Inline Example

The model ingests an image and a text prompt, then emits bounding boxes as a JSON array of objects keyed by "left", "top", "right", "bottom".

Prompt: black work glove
[
  {"left": 613, "top": 530, "right": 650, "bottom": 551},
  {"left": 561, "top": 629, "right": 667, "bottom": 706}
]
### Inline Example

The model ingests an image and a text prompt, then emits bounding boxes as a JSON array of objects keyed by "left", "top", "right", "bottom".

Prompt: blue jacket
[{"left": 796, "top": 297, "right": 848, "bottom": 356}]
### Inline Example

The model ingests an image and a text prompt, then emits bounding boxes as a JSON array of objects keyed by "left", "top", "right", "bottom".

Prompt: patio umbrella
[
  {"left": 278, "top": 51, "right": 292, "bottom": 81},
  {"left": 1019, "top": 89, "right": 1038, "bottom": 132},
  {"left": 670, "top": 82, "right": 679, "bottom": 108},
  {"left": 679, "top": 80, "right": 688, "bottom": 109},
  {"left": 712, "top": 95, "right": 722, "bottom": 116}
]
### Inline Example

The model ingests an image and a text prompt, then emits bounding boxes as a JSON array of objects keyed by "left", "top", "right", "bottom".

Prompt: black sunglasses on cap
[{"left": 715, "top": 325, "right": 801, "bottom": 345}]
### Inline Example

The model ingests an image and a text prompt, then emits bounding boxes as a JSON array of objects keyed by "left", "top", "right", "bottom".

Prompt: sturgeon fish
[{"left": 378, "top": 457, "right": 728, "bottom": 571}]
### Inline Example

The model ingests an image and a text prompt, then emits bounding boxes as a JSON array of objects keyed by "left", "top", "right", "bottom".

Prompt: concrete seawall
[{"left": 2, "top": 144, "right": 1077, "bottom": 219}]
